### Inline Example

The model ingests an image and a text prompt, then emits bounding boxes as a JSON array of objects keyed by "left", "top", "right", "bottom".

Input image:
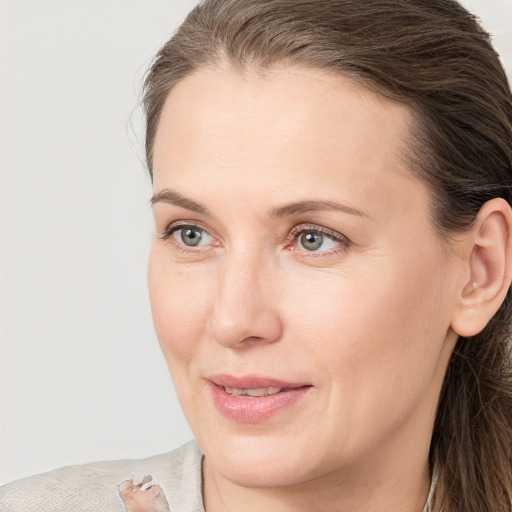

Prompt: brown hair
[{"left": 143, "top": 1, "right": 512, "bottom": 510}]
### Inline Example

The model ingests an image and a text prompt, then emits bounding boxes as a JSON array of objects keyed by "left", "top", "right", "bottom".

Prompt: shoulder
[{"left": 0, "top": 440, "right": 204, "bottom": 512}]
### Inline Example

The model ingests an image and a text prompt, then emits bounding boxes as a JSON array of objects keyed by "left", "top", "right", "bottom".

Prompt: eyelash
[{"left": 159, "top": 221, "right": 351, "bottom": 256}]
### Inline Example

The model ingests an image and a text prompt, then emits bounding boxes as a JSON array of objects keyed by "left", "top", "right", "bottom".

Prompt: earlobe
[{"left": 451, "top": 198, "right": 512, "bottom": 338}]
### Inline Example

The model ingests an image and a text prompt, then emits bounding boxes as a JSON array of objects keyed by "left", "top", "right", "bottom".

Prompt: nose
[{"left": 208, "top": 251, "right": 283, "bottom": 348}]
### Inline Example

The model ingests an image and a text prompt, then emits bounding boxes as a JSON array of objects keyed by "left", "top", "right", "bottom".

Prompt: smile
[{"left": 207, "top": 375, "right": 313, "bottom": 423}]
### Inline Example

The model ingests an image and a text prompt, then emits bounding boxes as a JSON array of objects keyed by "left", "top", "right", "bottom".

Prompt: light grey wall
[
  {"left": 1, "top": 0, "right": 511, "bottom": 485},
  {"left": 0, "top": 0, "right": 198, "bottom": 484}
]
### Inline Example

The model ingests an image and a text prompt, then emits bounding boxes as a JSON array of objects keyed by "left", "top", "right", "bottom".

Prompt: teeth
[{"left": 223, "top": 386, "right": 282, "bottom": 397}]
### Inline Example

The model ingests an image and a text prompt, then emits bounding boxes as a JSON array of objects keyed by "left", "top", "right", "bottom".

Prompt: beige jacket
[{"left": 0, "top": 440, "right": 204, "bottom": 512}]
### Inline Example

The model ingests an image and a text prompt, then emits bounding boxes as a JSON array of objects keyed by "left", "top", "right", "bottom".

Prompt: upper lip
[{"left": 207, "top": 374, "right": 311, "bottom": 389}]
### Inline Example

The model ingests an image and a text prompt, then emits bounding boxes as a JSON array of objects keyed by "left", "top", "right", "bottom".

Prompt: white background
[{"left": 1, "top": 0, "right": 511, "bottom": 485}]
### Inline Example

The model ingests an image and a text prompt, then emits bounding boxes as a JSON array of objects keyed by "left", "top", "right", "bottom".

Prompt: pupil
[
  {"left": 181, "top": 227, "right": 202, "bottom": 246},
  {"left": 301, "top": 231, "right": 323, "bottom": 251}
]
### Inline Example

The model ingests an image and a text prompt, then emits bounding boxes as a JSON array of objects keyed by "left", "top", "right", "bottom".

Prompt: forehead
[
  {"left": 153, "top": 64, "right": 414, "bottom": 165},
  {"left": 152, "top": 64, "right": 423, "bottom": 216}
]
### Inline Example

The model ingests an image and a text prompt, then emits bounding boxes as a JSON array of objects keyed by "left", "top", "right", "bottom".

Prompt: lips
[{"left": 207, "top": 374, "right": 312, "bottom": 423}]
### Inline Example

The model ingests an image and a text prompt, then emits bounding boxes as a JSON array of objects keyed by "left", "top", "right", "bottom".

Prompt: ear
[{"left": 451, "top": 198, "right": 512, "bottom": 338}]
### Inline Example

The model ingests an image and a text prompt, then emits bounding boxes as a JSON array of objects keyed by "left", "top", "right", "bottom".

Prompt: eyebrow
[
  {"left": 151, "top": 188, "right": 368, "bottom": 219},
  {"left": 151, "top": 189, "right": 211, "bottom": 217},
  {"left": 269, "top": 200, "right": 368, "bottom": 219}
]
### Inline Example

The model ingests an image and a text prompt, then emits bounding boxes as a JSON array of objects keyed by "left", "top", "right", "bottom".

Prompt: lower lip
[{"left": 207, "top": 382, "right": 312, "bottom": 423}]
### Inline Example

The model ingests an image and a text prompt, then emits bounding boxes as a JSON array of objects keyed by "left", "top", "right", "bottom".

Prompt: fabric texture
[
  {"left": 0, "top": 439, "right": 437, "bottom": 511},
  {"left": 0, "top": 440, "right": 204, "bottom": 512}
]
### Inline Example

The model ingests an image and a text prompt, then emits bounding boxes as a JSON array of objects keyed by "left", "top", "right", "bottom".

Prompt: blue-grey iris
[
  {"left": 181, "top": 227, "right": 203, "bottom": 246},
  {"left": 300, "top": 231, "right": 323, "bottom": 251}
]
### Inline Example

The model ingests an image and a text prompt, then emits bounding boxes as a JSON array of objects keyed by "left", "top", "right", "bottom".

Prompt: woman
[{"left": 1, "top": 0, "right": 511, "bottom": 511}]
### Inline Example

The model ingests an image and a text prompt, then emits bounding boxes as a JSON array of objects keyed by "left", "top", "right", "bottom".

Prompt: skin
[{"left": 148, "top": 65, "right": 467, "bottom": 512}]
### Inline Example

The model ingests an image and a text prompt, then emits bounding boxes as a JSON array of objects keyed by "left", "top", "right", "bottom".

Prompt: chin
[{"left": 199, "top": 431, "right": 330, "bottom": 489}]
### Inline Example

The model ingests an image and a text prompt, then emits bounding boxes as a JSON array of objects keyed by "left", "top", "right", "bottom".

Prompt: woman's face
[{"left": 148, "top": 65, "right": 461, "bottom": 488}]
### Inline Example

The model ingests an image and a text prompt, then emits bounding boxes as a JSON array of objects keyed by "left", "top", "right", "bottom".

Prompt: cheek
[
  {"left": 147, "top": 247, "right": 215, "bottom": 365},
  {"left": 280, "top": 252, "right": 453, "bottom": 460},
  {"left": 283, "top": 249, "right": 452, "bottom": 395}
]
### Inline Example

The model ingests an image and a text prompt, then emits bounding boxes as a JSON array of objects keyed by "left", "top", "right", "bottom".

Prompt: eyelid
[{"left": 159, "top": 220, "right": 215, "bottom": 242}]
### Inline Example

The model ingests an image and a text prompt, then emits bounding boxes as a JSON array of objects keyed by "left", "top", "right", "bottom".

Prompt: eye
[
  {"left": 175, "top": 225, "right": 210, "bottom": 247},
  {"left": 298, "top": 230, "right": 339, "bottom": 252},
  {"left": 160, "top": 223, "right": 214, "bottom": 249},
  {"left": 290, "top": 225, "right": 350, "bottom": 254}
]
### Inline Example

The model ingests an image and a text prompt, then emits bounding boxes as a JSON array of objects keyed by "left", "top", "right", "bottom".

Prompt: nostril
[{"left": 209, "top": 309, "right": 283, "bottom": 348}]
